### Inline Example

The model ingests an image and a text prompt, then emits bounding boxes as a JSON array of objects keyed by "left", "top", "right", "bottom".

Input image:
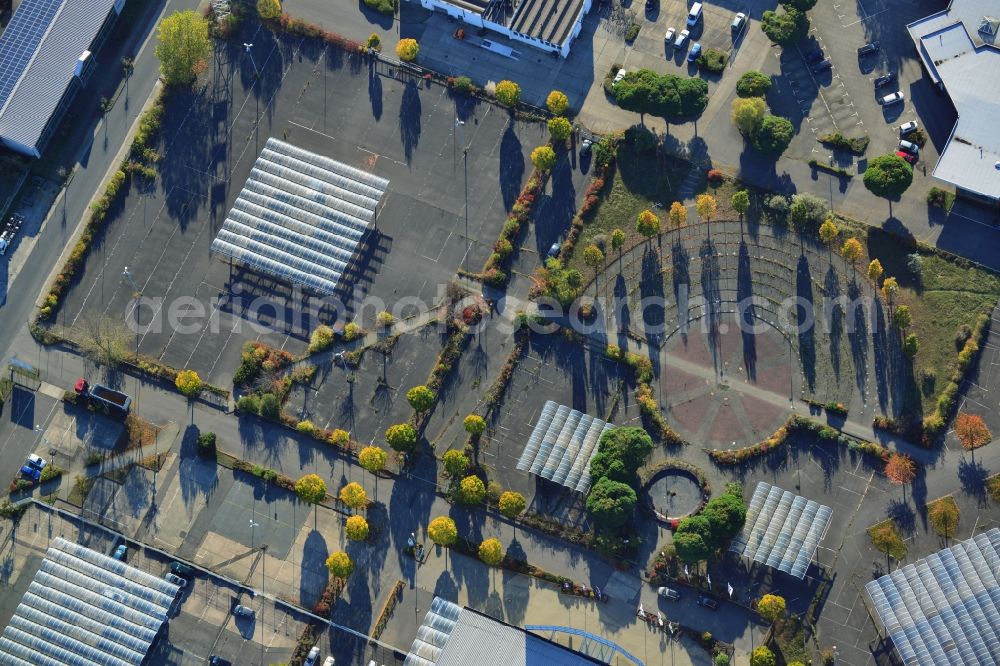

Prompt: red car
[{"left": 895, "top": 150, "right": 917, "bottom": 165}]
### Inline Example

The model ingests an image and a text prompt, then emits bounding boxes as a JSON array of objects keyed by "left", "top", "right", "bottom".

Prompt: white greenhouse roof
[
  {"left": 0, "top": 537, "right": 179, "bottom": 665},
  {"left": 865, "top": 528, "right": 1000, "bottom": 666},
  {"left": 729, "top": 482, "right": 832, "bottom": 579},
  {"left": 516, "top": 400, "right": 614, "bottom": 494},
  {"left": 210, "top": 138, "right": 388, "bottom": 296}
]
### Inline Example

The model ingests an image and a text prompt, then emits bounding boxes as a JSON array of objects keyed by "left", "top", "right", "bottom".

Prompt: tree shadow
[
  {"left": 672, "top": 241, "right": 690, "bottom": 338},
  {"left": 958, "top": 456, "right": 989, "bottom": 507},
  {"left": 872, "top": 296, "right": 889, "bottom": 412},
  {"left": 640, "top": 246, "right": 665, "bottom": 340},
  {"left": 499, "top": 123, "right": 524, "bottom": 212},
  {"left": 368, "top": 64, "right": 383, "bottom": 121},
  {"left": 532, "top": 152, "right": 576, "bottom": 255},
  {"left": 300, "top": 529, "right": 330, "bottom": 609},
  {"left": 847, "top": 281, "right": 869, "bottom": 397},
  {"left": 796, "top": 254, "right": 816, "bottom": 391},
  {"left": 824, "top": 266, "right": 843, "bottom": 380},
  {"left": 399, "top": 81, "right": 421, "bottom": 163},
  {"left": 737, "top": 240, "right": 756, "bottom": 380},
  {"left": 700, "top": 238, "right": 721, "bottom": 371},
  {"left": 886, "top": 498, "right": 916, "bottom": 536}
]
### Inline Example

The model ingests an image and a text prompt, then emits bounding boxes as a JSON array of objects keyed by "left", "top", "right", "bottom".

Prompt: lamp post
[
  {"left": 244, "top": 43, "right": 259, "bottom": 155},
  {"left": 455, "top": 118, "right": 469, "bottom": 270},
  {"left": 122, "top": 267, "right": 141, "bottom": 409}
]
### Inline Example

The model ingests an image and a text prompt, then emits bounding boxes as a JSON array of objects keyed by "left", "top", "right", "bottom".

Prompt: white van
[{"left": 687, "top": 2, "right": 702, "bottom": 26}]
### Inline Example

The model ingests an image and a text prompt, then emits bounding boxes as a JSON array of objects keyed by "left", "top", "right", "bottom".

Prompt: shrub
[
  {"left": 750, "top": 646, "right": 776, "bottom": 666},
  {"left": 364, "top": 0, "right": 397, "bottom": 13},
  {"left": 236, "top": 394, "right": 261, "bottom": 414},
  {"left": 548, "top": 116, "right": 572, "bottom": 142},
  {"left": 196, "top": 432, "right": 217, "bottom": 458},
  {"left": 546, "top": 90, "right": 570, "bottom": 115},
  {"left": 175, "top": 369, "right": 203, "bottom": 398},
  {"left": 359, "top": 446, "right": 387, "bottom": 474},
  {"left": 499, "top": 491, "right": 526, "bottom": 519},
  {"left": 625, "top": 22, "right": 640, "bottom": 41},
  {"left": 494, "top": 80, "right": 521, "bottom": 107},
  {"left": 428, "top": 516, "right": 457, "bottom": 545},
  {"left": 927, "top": 186, "right": 954, "bottom": 210},
  {"left": 376, "top": 311, "right": 394, "bottom": 328},
  {"left": 819, "top": 131, "right": 870, "bottom": 154},
  {"left": 345, "top": 515, "right": 369, "bottom": 541},
  {"left": 308, "top": 325, "right": 335, "bottom": 353},
  {"left": 478, "top": 538, "right": 503, "bottom": 566},
  {"left": 256, "top": 0, "right": 281, "bottom": 20},
  {"left": 296, "top": 420, "right": 317, "bottom": 436},
  {"left": 366, "top": 32, "right": 381, "bottom": 51},
  {"left": 451, "top": 75, "right": 474, "bottom": 95},
  {"left": 789, "top": 192, "right": 829, "bottom": 230},
  {"left": 342, "top": 322, "right": 363, "bottom": 342},
  {"left": 260, "top": 393, "right": 281, "bottom": 419},
  {"left": 736, "top": 70, "right": 772, "bottom": 97},
  {"left": 395, "top": 38, "right": 419, "bottom": 62},
  {"left": 698, "top": 48, "right": 728, "bottom": 72},
  {"left": 458, "top": 475, "right": 486, "bottom": 505},
  {"left": 464, "top": 414, "right": 486, "bottom": 437},
  {"left": 386, "top": 423, "right": 417, "bottom": 452},
  {"left": 328, "top": 429, "right": 350, "bottom": 447},
  {"left": 326, "top": 551, "right": 354, "bottom": 578}
]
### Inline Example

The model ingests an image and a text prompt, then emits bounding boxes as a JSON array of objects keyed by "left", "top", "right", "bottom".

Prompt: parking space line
[{"left": 843, "top": 7, "right": 889, "bottom": 27}]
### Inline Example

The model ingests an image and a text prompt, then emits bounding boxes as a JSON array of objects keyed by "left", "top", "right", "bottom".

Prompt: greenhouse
[{"left": 516, "top": 400, "right": 614, "bottom": 494}]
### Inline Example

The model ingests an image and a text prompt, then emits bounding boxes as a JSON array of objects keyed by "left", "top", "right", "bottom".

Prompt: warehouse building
[{"left": 0, "top": 0, "right": 125, "bottom": 157}]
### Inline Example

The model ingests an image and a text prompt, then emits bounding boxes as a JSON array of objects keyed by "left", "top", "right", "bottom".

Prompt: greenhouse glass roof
[
  {"left": 515, "top": 400, "right": 614, "bottom": 494},
  {"left": 864, "top": 528, "right": 1000, "bottom": 666},
  {"left": 729, "top": 482, "right": 832, "bottom": 579},
  {"left": 0, "top": 537, "right": 179, "bottom": 665},
  {"left": 210, "top": 138, "right": 389, "bottom": 296}
]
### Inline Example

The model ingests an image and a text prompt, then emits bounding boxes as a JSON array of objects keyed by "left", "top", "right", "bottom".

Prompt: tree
[
  {"left": 731, "top": 97, "right": 766, "bottom": 135},
  {"left": 257, "top": 0, "right": 281, "bottom": 19},
  {"left": 329, "top": 429, "right": 350, "bottom": 447},
  {"left": 498, "top": 491, "right": 526, "bottom": 519},
  {"left": 636, "top": 209, "right": 660, "bottom": 242},
  {"left": 736, "top": 70, "right": 772, "bottom": 98},
  {"left": 750, "top": 646, "right": 777, "bottom": 666},
  {"left": 903, "top": 333, "right": 919, "bottom": 359},
  {"left": 588, "top": 427, "right": 654, "bottom": 486},
  {"left": 345, "top": 515, "right": 369, "bottom": 541},
  {"left": 882, "top": 276, "right": 899, "bottom": 307},
  {"left": 585, "top": 477, "right": 637, "bottom": 531},
  {"left": 339, "top": 482, "right": 367, "bottom": 509},
  {"left": 395, "top": 38, "right": 419, "bottom": 62},
  {"left": 863, "top": 154, "right": 913, "bottom": 200},
  {"left": 758, "top": 594, "right": 786, "bottom": 623},
  {"left": 495, "top": 80, "right": 521, "bottom": 107},
  {"left": 156, "top": 11, "right": 211, "bottom": 86},
  {"left": 386, "top": 423, "right": 417, "bottom": 452},
  {"left": 78, "top": 314, "right": 132, "bottom": 367},
  {"left": 326, "top": 551, "right": 354, "bottom": 578},
  {"left": 442, "top": 450, "right": 470, "bottom": 478},
  {"left": 955, "top": 412, "right": 992, "bottom": 453},
  {"left": 751, "top": 115, "right": 795, "bottom": 157},
  {"left": 366, "top": 32, "right": 382, "bottom": 52},
  {"left": 478, "top": 538, "right": 503, "bottom": 566},
  {"left": 673, "top": 531, "right": 713, "bottom": 563},
  {"left": 788, "top": 193, "right": 828, "bottom": 230},
  {"left": 702, "top": 489, "right": 747, "bottom": 541},
  {"left": 611, "top": 228, "right": 626, "bottom": 263},
  {"left": 530, "top": 145, "right": 557, "bottom": 172},
  {"left": 295, "top": 474, "right": 327, "bottom": 505},
  {"left": 668, "top": 201, "right": 687, "bottom": 228},
  {"left": 175, "top": 369, "right": 203, "bottom": 398},
  {"left": 928, "top": 498, "right": 959, "bottom": 540},
  {"left": 359, "top": 446, "right": 387, "bottom": 474},
  {"left": 731, "top": 190, "right": 750, "bottom": 221},
  {"left": 868, "top": 258, "right": 884, "bottom": 286},
  {"left": 428, "top": 516, "right": 457, "bottom": 546},
  {"left": 546, "top": 90, "right": 569, "bottom": 115},
  {"left": 840, "top": 238, "right": 863, "bottom": 269},
  {"left": 761, "top": 7, "right": 809, "bottom": 47},
  {"left": 407, "top": 385, "right": 435, "bottom": 413},
  {"left": 818, "top": 219, "right": 838, "bottom": 249},
  {"left": 870, "top": 522, "right": 907, "bottom": 567},
  {"left": 583, "top": 245, "right": 605, "bottom": 294},
  {"left": 696, "top": 194, "right": 717, "bottom": 223},
  {"left": 782, "top": 0, "right": 817, "bottom": 10},
  {"left": 893, "top": 304, "right": 912, "bottom": 330},
  {"left": 458, "top": 475, "right": 486, "bottom": 505},
  {"left": 884, "top": 453, "right": 916, "bottom": 500},
  {"left": 548, "top": 117, "right": 572, "bottom": 142},
  {"left": 464, "top": 414, "right": 486, "bottom": 437}
]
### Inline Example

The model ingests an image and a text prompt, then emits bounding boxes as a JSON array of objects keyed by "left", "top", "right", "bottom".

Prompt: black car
[
  {"left": 857, "top": 41, "right": 880, "bottom": 56},
  {"left": 170, "top": 561, "right": 195, "bottom": 578},
  {"left": 811, "top": 58, "right": 833, "bottom": 73},
  {"left": 873, "top": 72, "right": 897, "bottom": 87},
  {"left": 209, "top": 657, "right": 231, "bottom": 666},
  {"left": 698, "top": 596, "right": 720, "bottom": 610},
  {"left": 804, "top": 48, "right": 824, "bottom": 64}
]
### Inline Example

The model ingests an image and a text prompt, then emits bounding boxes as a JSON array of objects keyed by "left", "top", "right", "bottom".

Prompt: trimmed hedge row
[
  {"left": 605, "top": 343, "right": 687, "bottom": 446},
  {"left": 480, "top": 169, "right": 548, "bottom": 287}
]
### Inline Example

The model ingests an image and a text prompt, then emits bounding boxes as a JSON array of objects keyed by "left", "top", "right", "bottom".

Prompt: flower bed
[
  {"left": 605, "top": 344, "right": 688, "bottom": 446},
  {"left": 706, "top": 415, "right": 817, "bottom": 465},
  {"left": 369, "top": 580, "right": 404, "bottom": 643},
  {"left": 641, "top": 460, "right": 711, "bottom": 524},
  {"left": 483, "top": 326, "right": 529, "bottom": 414},
  {"left": 478, "top": 169, "right": 548, "bottom": 288}
]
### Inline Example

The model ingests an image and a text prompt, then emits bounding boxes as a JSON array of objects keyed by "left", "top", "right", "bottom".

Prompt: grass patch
[
  {"left": 771, "top": 617, "right": 810, "bottom": 666},
  {"left": 698, "top": 48, "right": 728, "bottom": 72},
  {"left": 867, "top": 519, "right": 907, "bottom": 561},
  {"left": 808, "top": 159, "right": 853, "bottom": 178},
  {"left": 927, "top": 186, "right": 955, "bottom": 211},
  {"left": 926, "top": 495, "right": 960, "bottom": 538},
  {"left": 67, "top": 475, "right": 95, "bottom": 507},
  {"left": 104, "top": 465, "right": 132, "bottom": 484},
  {"left": 818, "top": 132, "right": 870, "bottom": 154},
  {"left": 987, "top": 474, "right": 1000, "bottom": 503}
]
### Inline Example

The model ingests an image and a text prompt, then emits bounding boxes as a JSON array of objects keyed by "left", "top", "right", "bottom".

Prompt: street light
[
  {"left": 249, "top": 518, "right": 259, "bottom": 550},
  {"left": 244, "top": 43, "right": 260, "bottom": 155},
  {"left": 455, "top": 118, "right": 469, "bottom": 270}
]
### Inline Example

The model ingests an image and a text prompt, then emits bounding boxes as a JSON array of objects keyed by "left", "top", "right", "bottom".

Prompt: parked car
[
  {"left": 811, "top": 58, "right": 833, "bottom": 73},
  {"left": 209, "top": 657, "right": 231, "bottom": 666},
  {"left": 688, "top": 43, "right": 702, "bottom": 62},
  {"left": 858, "top": 41, "right": 880, "bottom": 55},
  {"left": 899, "top": 120, "right": 919, "bottom": 136},
  {"left": 20, "top": 454, "right": 48, "bottom": 482},
  {"left": 170, "top": 561, "right": 195, "bottom": 578},
  {"left": 686, "top": 2, "right": 702, "bottom": 26},
  {"left": 873, "top": 72, "right": 897, "bottom": 87},
  {"left": 112, "top": 544, "right": 128, "bottom": 561},
  {"left": 898, "top": 140, "right": 919, "bottom": 155},
  {"left": 322, "top": 658, "right": 335, "bottom": 666},
  {"left": 895, "top": 150, "right": 918, "bottom": 165},
  {"left": 657, "top": 587, "right": 681, "bottom": 601},
  {"left": 612, "top": 68, "right": 627, "bottom": 86},
  {"left": 165, "top": 573, "right": 187, "bottom": 588},
  {"left": 732, "top": 12, "right": 746, "bottom": 32},
  {"left": 664, "top": 27, "right": 676, "bottom": 44},
  {"left": 303, "top": 647, "right": 321, "bottom": 666},
  {"left": 675, "top": 29, "right": 689, "bottom": 48},
  {"left": 804, "top": 47, "right": 824, "bottom": 64},
  {"left": 697, "top": 596, "right": 720, "bottom": 610},
  {"left": 234, "top": 604, "right": 255, "bottom": 618},
  {"left": 879, "top": 91, "right": 904, "bottom": 105}
]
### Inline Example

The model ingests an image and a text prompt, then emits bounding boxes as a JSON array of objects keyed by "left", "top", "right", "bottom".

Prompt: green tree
[
  {"left": 464, "top": 414, "right": 486, "bottom": 437},
  {"left": 758, "top": 594, "right": 786, "bottom": 623},
  {"left": 696, "top": 194, "right": 717, "bottom": 223},
  {"left": 893, "top": 304, "right": 912, "bottom": 330},
  {"left": 294, "top": 474, "right": 327, "bottom": 505},
  {"left": 478, "top": 538, "right": 503, "bottom": 566},
  {"left": 841, "top": 237, "right": 864, "bottom": 268},
  {"left": 428, "top": 516, "right": 457, "bottom": 546},
  {"left": 588, "top": 427, "right": 654, "bottom": 486},
  {"left": 903, "top": 333, "right": 919, "bottom": 359},
  {"left": 676, "top": 514, "right": 718, "bottom": 549},
  {"left": 548, "top": 116, "right": 572, "bottom": 142},
  {"left": 495, "top": 80, "right": 521, "bottom": 107},
  {"left": 531, "top": 145, "right": 557, "bottom": 172},
  {"left": 326, "top": 551, "right": 354, "bottom": 578},
  {"left": 156, "top": 10, "right": 212, "bottom": 86},
  {"left": 407, "top": 385, "right": 435, "bottom": 413},
  {"left": 782, "top": 0, "right": 817, "bottom": 11},
  {"left": 386, "top": 423, "right": 417, "bottom": 452},
  {"left": 611, "top": 228, "right": 626, "bottom": 263},
  {"left": 256, "top": 0, "right": 281, "bottom": 19},
  {"left": 442, "top": 450, "right": 470, "bottom": 478},
  {"left": 175, "top": 369, "right": 203, "bottom": 398},
  {"left": 789, "top": 193, "right": 829, "bottom": 230},
  {"left": 395, "top": 38, "right": 419, "bottom": 62},
  {"left": 668, "top": 201, "right": 687, "bottom": 228},
  {"left": 736, "top": 70, "right": 772, "bottom": 98},
  {"left": 458, "top": 475, "right": 486, "bottom": 505},
  {"left": 761, "top": 7, "right": 809, "bottom": 47},
  {"left": 731, "top": 97, "right": 766, "bottom": 135},
  {"left": 673, "top": 531, "right": 713, "bottom": 563},
  {"left": 339, "top": 482, "right": 367, "bottom": 509},
  {"left": 583, "top": 245, "right": 605, "bottom": 295},
  {"left": 750, "top": 646, "right": 776, "bottom": 666},
  {"left": 636, "top": 210, "right": 660, "bottom": 243},
  {"left": 818, "top": 219, "right": 839, "bottom": 249},
  {"left": 546, "top": 90, "right": 569, "bottom": 115},
  {"left": 868, "top": 258, "right": 884, "bottom": 286},
  {"left": 613, "top": 69, "right": 708, "bottom": 119},
  {"left": 345, "top": 515, "right": 369, "bottom": 541},
  {"left": 585, "top": 477, "right": 637, "bottom": 530},
  {"left": 498, "top": 491, "right": 526, "bottom": 519},
  {"left": 359, "top": 446, "right": 387, "bottom": 474},
  {"left": 863, "top": 153, "right": 913, "bottom": 202},
  {"left": 702, "top": 489, "right": 747, "bottom": 541},
  {"left": 751, "top": 115, "right": 795, "bottom": 157},
  {"left": 731, "top": 190, "right": 750, "bottom": 221}
]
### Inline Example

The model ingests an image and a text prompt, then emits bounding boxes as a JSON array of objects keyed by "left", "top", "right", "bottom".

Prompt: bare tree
[{"left": 77, "top": 314, "right": 132, "bottom": 367}]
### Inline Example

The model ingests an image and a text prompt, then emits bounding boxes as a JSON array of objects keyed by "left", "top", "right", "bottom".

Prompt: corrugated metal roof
[
  {"left": 515, "top": 401, "right": 614, "bottom": 494},
  {"left": 0, "top": 0, "right": 120, "bottom": 155}
]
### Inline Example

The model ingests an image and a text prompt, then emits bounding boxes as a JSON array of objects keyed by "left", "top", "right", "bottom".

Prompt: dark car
[
  {"left": 697, "top": 596, "right": 720, "bottom": 610},
  {"left": 873, "top": 72, "right": 897, "bottom": 87},
  {"left": 170, "top": 561, "right": 195, "bottom": 578},
  {"left": 858, "top": 41, "right": 880, "bottom": 56},
  {"left": 209, "top": 657, "right": 231, "bottom": 666},
  {"left": 804, "top": 47, "right": 824, "bottom": 64},
  {"left": 646, "top": 0, "right": 656, "bottom": 8},
  {"left": 811, "top": 58, "right": 833, "bottom": 73}
]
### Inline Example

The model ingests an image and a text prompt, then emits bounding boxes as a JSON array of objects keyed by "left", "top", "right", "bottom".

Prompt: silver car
[
  {"left": 899, "top": 120, "right": 919, "bottom": 136},
  {"left": 879, "top": 91, "right": 904, "bottom": 105},
  {"left": 657, "top": 586, "right": 681, "bottom": 600}
]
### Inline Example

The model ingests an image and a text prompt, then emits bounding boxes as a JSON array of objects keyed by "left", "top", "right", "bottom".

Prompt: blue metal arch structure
[{"left": 524, "top": 625, "right": 644, "bottom": 666}]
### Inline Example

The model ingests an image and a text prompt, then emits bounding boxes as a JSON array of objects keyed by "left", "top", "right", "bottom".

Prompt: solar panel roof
[
  {"left": 0, "top": 0, "right": 64, "bottom": 111},
  {"left": 210, "top": 138, "right": 388, "bottom": 296},
  {"left": 729, "top": 482, "right": 832, "bottom": 579},
  {"left": 515, "top": 401, "right": 614, "bottom": 494},
  {"left": 0, "top": 537, "right": 179, "bottom": 665}
]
